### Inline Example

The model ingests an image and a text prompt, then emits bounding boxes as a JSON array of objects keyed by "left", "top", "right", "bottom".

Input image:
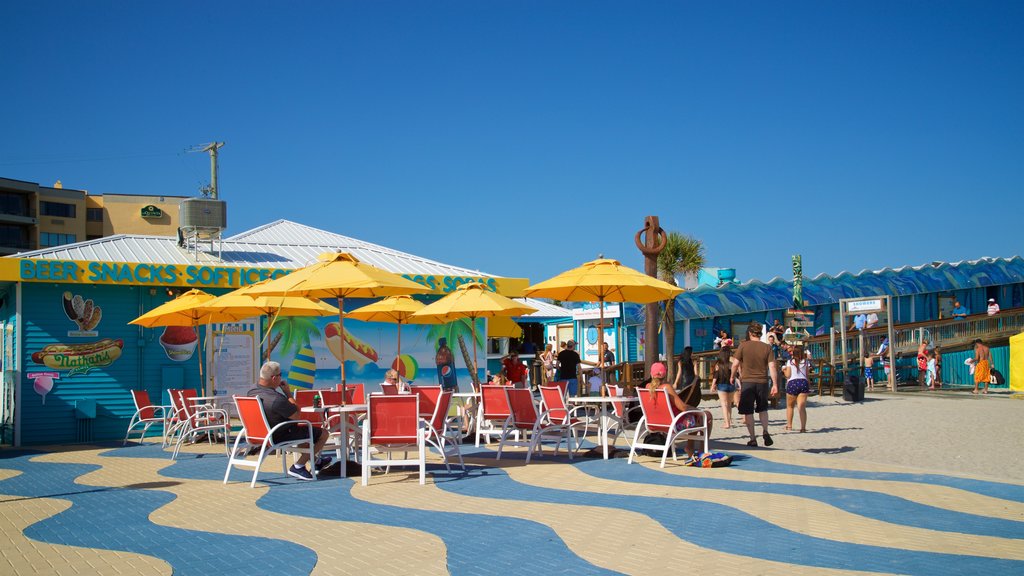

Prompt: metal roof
[
  {"left": 671, "top": 255, "right": 1024, "bottom": 319},
  {"left": 13, "top": 220, "right": 495, "bottom": 277},
  {"left": 10, "top": 219, "right": 571, "bottom": 317}
]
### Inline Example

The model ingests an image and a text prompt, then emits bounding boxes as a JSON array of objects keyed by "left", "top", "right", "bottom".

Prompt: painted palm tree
[
  {"left": 268, "top": 316, "right": 321, "bottom": 361},
  {"left": 424, "top": 318, "right": 485, "bottom": 379},
  {"left": 657, "top": 231, "right": 706, "bottom": 383}
]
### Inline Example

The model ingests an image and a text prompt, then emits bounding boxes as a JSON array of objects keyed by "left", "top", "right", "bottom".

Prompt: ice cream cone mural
[
  {"left": 324, "top": 322, "right": 378, "bottom": 367},
  {"left": 28, "top": 372, "right": 59, "bottom": 405},
  {"left": 289, "top": 345, "right": 316, "bottom": 389}
]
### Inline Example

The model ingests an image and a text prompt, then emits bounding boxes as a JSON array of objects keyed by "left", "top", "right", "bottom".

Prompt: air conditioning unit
[{"left": 179, "top": 199, "right": 227, "bottom": 229}]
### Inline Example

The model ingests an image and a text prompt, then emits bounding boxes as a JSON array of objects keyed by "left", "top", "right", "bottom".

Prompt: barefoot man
[{"left": 972, "top": 338, "right": 991, "bottom": 394}]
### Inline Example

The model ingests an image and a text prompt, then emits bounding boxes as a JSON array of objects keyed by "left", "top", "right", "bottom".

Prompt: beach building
[
  {"left": 615, "top": 256, "right": 1024, "bottom": 385},
  {"left": 0, "top": 219, "right": 565, "bottom": 446}
]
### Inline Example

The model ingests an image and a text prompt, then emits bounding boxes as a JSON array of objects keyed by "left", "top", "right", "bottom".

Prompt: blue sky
[{"left": 2, "top": 1, "right": 1021, "bottom": 285}]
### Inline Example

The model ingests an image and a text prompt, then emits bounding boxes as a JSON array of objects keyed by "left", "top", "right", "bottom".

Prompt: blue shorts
[
  {"left": 786, "top": 378, "right": 810, "bottom": 396},
  {"left": 715, "top": 383, "right": 736, "bottom": 393},
  {"left": 864, "top": 367, "right": 873, "bottom": 380}
]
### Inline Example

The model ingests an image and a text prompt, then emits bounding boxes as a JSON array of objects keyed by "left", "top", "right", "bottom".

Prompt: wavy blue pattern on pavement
[
  {"left": 436, "top": 458, "right": 1024, "bottom": 575},
  {"left": 0, "top": 448, "right": 316, "bottom": 576},
  {"left": 120, "top": 444, "right": 619, "bottom": 576},
  {"left": 256, "top": 471, "right": 620, "bottom": 576},
  {"left": 732, "top": 453, "right": 1024, "bottom": 502},
  {"left": 554, "top": 454, "right": 1024, "bottom": 537}
]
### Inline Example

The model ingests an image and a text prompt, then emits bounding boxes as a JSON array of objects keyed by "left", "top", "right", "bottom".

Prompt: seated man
[{"left": 248, "top": 361, "right": 331, "bottom": 480}]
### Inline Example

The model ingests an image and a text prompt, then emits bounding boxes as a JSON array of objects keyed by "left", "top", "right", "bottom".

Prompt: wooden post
[{"left": 634, "top": 216, "right": 667, "bottom": 374}]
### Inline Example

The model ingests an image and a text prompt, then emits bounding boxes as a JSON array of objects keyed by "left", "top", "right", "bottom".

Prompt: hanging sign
[{"left": 141, "top": 205, "right": 163, "bottom": 219}]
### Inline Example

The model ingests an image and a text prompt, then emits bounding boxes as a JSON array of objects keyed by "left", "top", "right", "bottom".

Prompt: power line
[{"left": 0, "top": 150, "right": 182, "bottom": 167}]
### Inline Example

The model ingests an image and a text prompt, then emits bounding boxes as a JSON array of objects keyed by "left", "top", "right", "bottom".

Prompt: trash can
[
  {"left": 843, "top": 374, "right": 864, "bottom": 402},
  {"left": 530, "top": 360, "right": 544, "bottom": 389}
]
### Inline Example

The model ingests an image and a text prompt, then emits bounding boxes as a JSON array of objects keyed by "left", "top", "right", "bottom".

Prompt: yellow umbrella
[
  {"left": 242, "top": 252, "right": 430, "bottom": 401},
  {"left": 346, "top": 295, "right": 430, "bottom": 370},
  {"left": 487, "top": 316, "right": 523, "bottom": 339},
  {"left": 194, "top": 279, "right": 340, "bottom": 358},
  {"left": 412, "top": 282, "right": 537, "bottom": 389},
  {"left": 524, "top": 258, "right": 683, "bottom": 393},
  {"left": 129, "top": 289, "right": 248, "bottom": 391},
  {"left": 129, "top": 289, "right": 246, "bottom": 327}
]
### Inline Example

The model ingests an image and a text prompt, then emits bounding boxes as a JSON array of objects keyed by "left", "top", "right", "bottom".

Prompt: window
[
  {"left": 86, "top": 207, "right": 103, "bottom": 222},
  {"left": 0, "top": 193, "right": 30, "bottom": 216},
  {"left": 0, "top": 225, "right": 30, "bottom": 248},
  {"left": 40, "top": 232, "right": 77, "bottom": 247},
  {"left": 40, "top": 201, "right": 76, "bottom": 218}
]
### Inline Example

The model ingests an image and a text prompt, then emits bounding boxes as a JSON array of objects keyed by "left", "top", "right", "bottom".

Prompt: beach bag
[
  {"left": 990, "top": 369, "right": 1005, "bottom": 386},
  {"left": 685, "top": 452, "right": 733, "bottom": 468}
]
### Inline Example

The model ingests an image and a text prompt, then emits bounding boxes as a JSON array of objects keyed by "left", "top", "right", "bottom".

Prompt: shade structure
[
  {"left": 346, "top": 295, "right": 430, "bottom": 372},
  {"left": 523, "top": 258, "right": 683, "bottom": 394},
  {"left": 487, "top": 316, "right": 523, "bottom": 339},
  {"left": 412, "top": 282, "right": 537, "bottom": 389},
  {"left": 242, "top": 252, "right": 430, "bottom": 402},
  {"left": 129, "top": 289, "right": 247, "bottom": 328}
]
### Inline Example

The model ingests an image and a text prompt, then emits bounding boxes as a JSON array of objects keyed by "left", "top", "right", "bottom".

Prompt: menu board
[{"left": 211, "top": 330, "right": 255, "bottom": 398}]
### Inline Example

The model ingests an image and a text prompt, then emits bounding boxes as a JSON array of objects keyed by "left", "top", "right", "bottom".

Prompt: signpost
[{"left": 839, "top": 296, "right": 896, "bottom": 392}]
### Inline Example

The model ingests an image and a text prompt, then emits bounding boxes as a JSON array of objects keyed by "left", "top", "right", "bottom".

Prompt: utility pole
[{"left": 187, "top": 142, "right": 225, "bottom": 199}]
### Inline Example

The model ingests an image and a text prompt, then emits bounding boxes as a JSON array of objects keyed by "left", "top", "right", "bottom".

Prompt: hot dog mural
[
  {"left": 31, "top": 338, "right": 124, "bottom": 376},
  {"left": 324, "top": 321, "right": 378, "bottom": 367}
]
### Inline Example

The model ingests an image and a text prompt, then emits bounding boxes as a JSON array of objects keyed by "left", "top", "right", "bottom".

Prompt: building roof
[
  {"left": 11, "top": 219, "right": 572, "bottom": 318},
  {"left": 672, "top": 256, "right": 1024, "bottom": 319},
  {"left": 14, "top": 219, "right": 496, "bottom": 277}
]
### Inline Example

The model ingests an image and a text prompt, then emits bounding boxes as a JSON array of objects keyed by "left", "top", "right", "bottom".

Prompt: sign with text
[{"left": 846, "top": 298, "right": 885, "bottom": 314}]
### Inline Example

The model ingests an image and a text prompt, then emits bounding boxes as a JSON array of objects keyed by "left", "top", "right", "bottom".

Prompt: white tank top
[{"left": 786, "top": 359, "right": 810, "bottom": 382}]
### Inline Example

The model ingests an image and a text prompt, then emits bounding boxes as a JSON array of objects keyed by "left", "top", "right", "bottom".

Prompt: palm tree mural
[
  {"left": 267, "top": 316, "right": 321, "bottom": 361},
  {"left": 657, "top": 231, "right": 706, "bottom": 383},
  {"left": 425, "top": 318, "right": 484, "bottom": 373}
]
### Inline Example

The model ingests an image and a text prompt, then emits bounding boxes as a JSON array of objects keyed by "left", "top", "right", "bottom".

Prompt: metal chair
[{"left": 224, "top": 395, "right": 316, "bottom": 488}]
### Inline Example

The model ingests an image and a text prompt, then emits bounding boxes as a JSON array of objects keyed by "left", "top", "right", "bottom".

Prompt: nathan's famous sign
[{"left": 1, "top": 259, "right": 527, "bottom": 296}]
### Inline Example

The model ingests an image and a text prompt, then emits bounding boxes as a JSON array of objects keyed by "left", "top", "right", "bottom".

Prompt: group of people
[
  {"left": 699, "top": 321, "right": 810, "bottom": 445},
  {"left": 503, "top": 339, "right": 613, "bottom": 396}
]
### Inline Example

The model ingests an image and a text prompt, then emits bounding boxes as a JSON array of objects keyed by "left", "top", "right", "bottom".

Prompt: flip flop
[
  {"left": 800, "top": 429, "right": 807, "bottom": 433},
  {"left": 783, "top": 426, "right": 792, "bottom": 431}
]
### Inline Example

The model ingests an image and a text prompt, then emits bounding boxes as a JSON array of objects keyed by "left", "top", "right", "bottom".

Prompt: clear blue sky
[{"left": 3, "top": 2, "right": 1021, "bottom": 284}]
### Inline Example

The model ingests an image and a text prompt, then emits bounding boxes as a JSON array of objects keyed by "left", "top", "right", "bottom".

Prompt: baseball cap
[
  {"left": 988, "top": 298, "right": 996, "bottom": 303},
  {"left": 650, "top": 362, "right": 667, "bottom": 378},
  {"left": 566, "top": 340, "right": 576, "bottom": 349}
]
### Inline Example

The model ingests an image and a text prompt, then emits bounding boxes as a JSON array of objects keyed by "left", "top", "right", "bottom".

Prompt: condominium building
[{"left": 0, "top": 177, "right": 187, "bottom": 255}]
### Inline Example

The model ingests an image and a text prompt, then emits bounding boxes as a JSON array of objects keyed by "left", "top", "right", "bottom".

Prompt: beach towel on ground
[{"left": 685, "top": 452, "right": 732, "bottom": 468}]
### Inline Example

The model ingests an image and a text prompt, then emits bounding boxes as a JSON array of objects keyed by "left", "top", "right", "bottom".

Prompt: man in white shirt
[{"left": 987, "top": 298, "right": 1000, "bottom": 315}]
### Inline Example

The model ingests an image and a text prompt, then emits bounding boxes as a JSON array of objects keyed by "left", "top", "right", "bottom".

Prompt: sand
[{"left": 705, "top": 390, "right": 1024, "bottom": 483}]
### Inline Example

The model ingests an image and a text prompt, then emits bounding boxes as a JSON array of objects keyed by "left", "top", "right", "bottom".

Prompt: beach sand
[{"left": 706, "top": 390, "right": 1024, "bottom": 482}]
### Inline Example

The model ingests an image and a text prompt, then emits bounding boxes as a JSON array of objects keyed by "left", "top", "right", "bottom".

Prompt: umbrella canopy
[
  {"left": 523, "top": 258, "right": 684, "bottom": 304},
  {"left": 487, "top": 316, "right": 523, "bottom": 339},
  {"left": 243, "top": 252, "right": 430, "bottom": 399},
  {"left": 129, "top": 289, "right": 246, "bottom": 327},
  {"left": 196, "top": 280, "right": 340, "bottom": 319},
  {"left": 346, "top": 295, "right": 430, "bottom": 372},
  {"left": 524, "top": 258, "right": 683, "bottom": 395},
  {"left": 412, "top": 282, "right": 537, "bottom": 388}
]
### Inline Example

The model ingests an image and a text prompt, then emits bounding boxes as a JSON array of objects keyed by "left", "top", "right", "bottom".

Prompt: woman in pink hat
[{"left": 647, "top": 361, "right": 713, "bottom": 458}]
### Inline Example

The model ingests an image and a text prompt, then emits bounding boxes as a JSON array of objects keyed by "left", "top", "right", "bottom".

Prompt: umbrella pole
[
  {"left": 338, "top": 298, "right": 347, "bottom": 406},
  {"left": 599, "top": 301, "right": 606, "bottom": 397},
  {"left": 471, "top": 320, "right": 478, "bottom": 391}
]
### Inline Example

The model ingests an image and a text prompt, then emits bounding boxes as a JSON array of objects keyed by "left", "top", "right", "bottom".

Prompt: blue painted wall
[{"left": 19, "top": 284, "right": 208, "bottom": 444}]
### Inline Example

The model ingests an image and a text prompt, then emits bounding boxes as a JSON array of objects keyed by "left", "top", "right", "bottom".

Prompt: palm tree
[
  {"left": 657, "top": 232, "right": 706, "bottom": 383},
  {"left": 268, "top": 316, "right": 321, "bottom": 361}
]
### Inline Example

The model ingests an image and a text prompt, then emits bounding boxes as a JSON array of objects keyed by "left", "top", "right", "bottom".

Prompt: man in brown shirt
[{"left": 730, "top": 321, "right": 779, "bottom": 447}]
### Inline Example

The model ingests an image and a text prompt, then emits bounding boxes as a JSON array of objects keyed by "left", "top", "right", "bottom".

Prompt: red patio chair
[
  {"left": 380, "top": 382, "right": 400, "bottom": 395},
  {"left": 476, "top": 385, "right": 515, "bottom": 447},
  {"left": 538, "top": 385, "right": 590, "bottom": 453},
  {"left": 171, "top": 389, "right": 230, "bottom": 459},
  {"left": 336, "top": 383, "right": 366, "bottom": 404},
  {"left": 496, "top": 387, "right": 573, "bottom": 464},
  {"left": 360, "top": 394, "right": 427, "bottom": 486},
  {"left": 419, "top": 388, "right": 464, "bottom": 471},
  {"left": 628, "top": 387, "right": 709, "bottom": 468},
  {"left": 224, "top": 395, "right": 317, "bottom": 488},
  {"left": 123, "top": 390, "right": 173, "bottom": 446}
]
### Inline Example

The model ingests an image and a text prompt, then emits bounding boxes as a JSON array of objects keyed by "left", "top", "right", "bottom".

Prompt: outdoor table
[
  {"left": 191, "top": 394, "right": 235, "bottom": 416},
  {"left": 301, "top": 404, "right": 367, "bottom": 478},
  {"left": 566, "top": 395, "right": 628, "bottom": 460}
]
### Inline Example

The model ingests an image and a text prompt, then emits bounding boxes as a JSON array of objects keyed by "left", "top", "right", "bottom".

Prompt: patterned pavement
[{"left": 1, "top": 434, "right": 1022, "bottom": 575}]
